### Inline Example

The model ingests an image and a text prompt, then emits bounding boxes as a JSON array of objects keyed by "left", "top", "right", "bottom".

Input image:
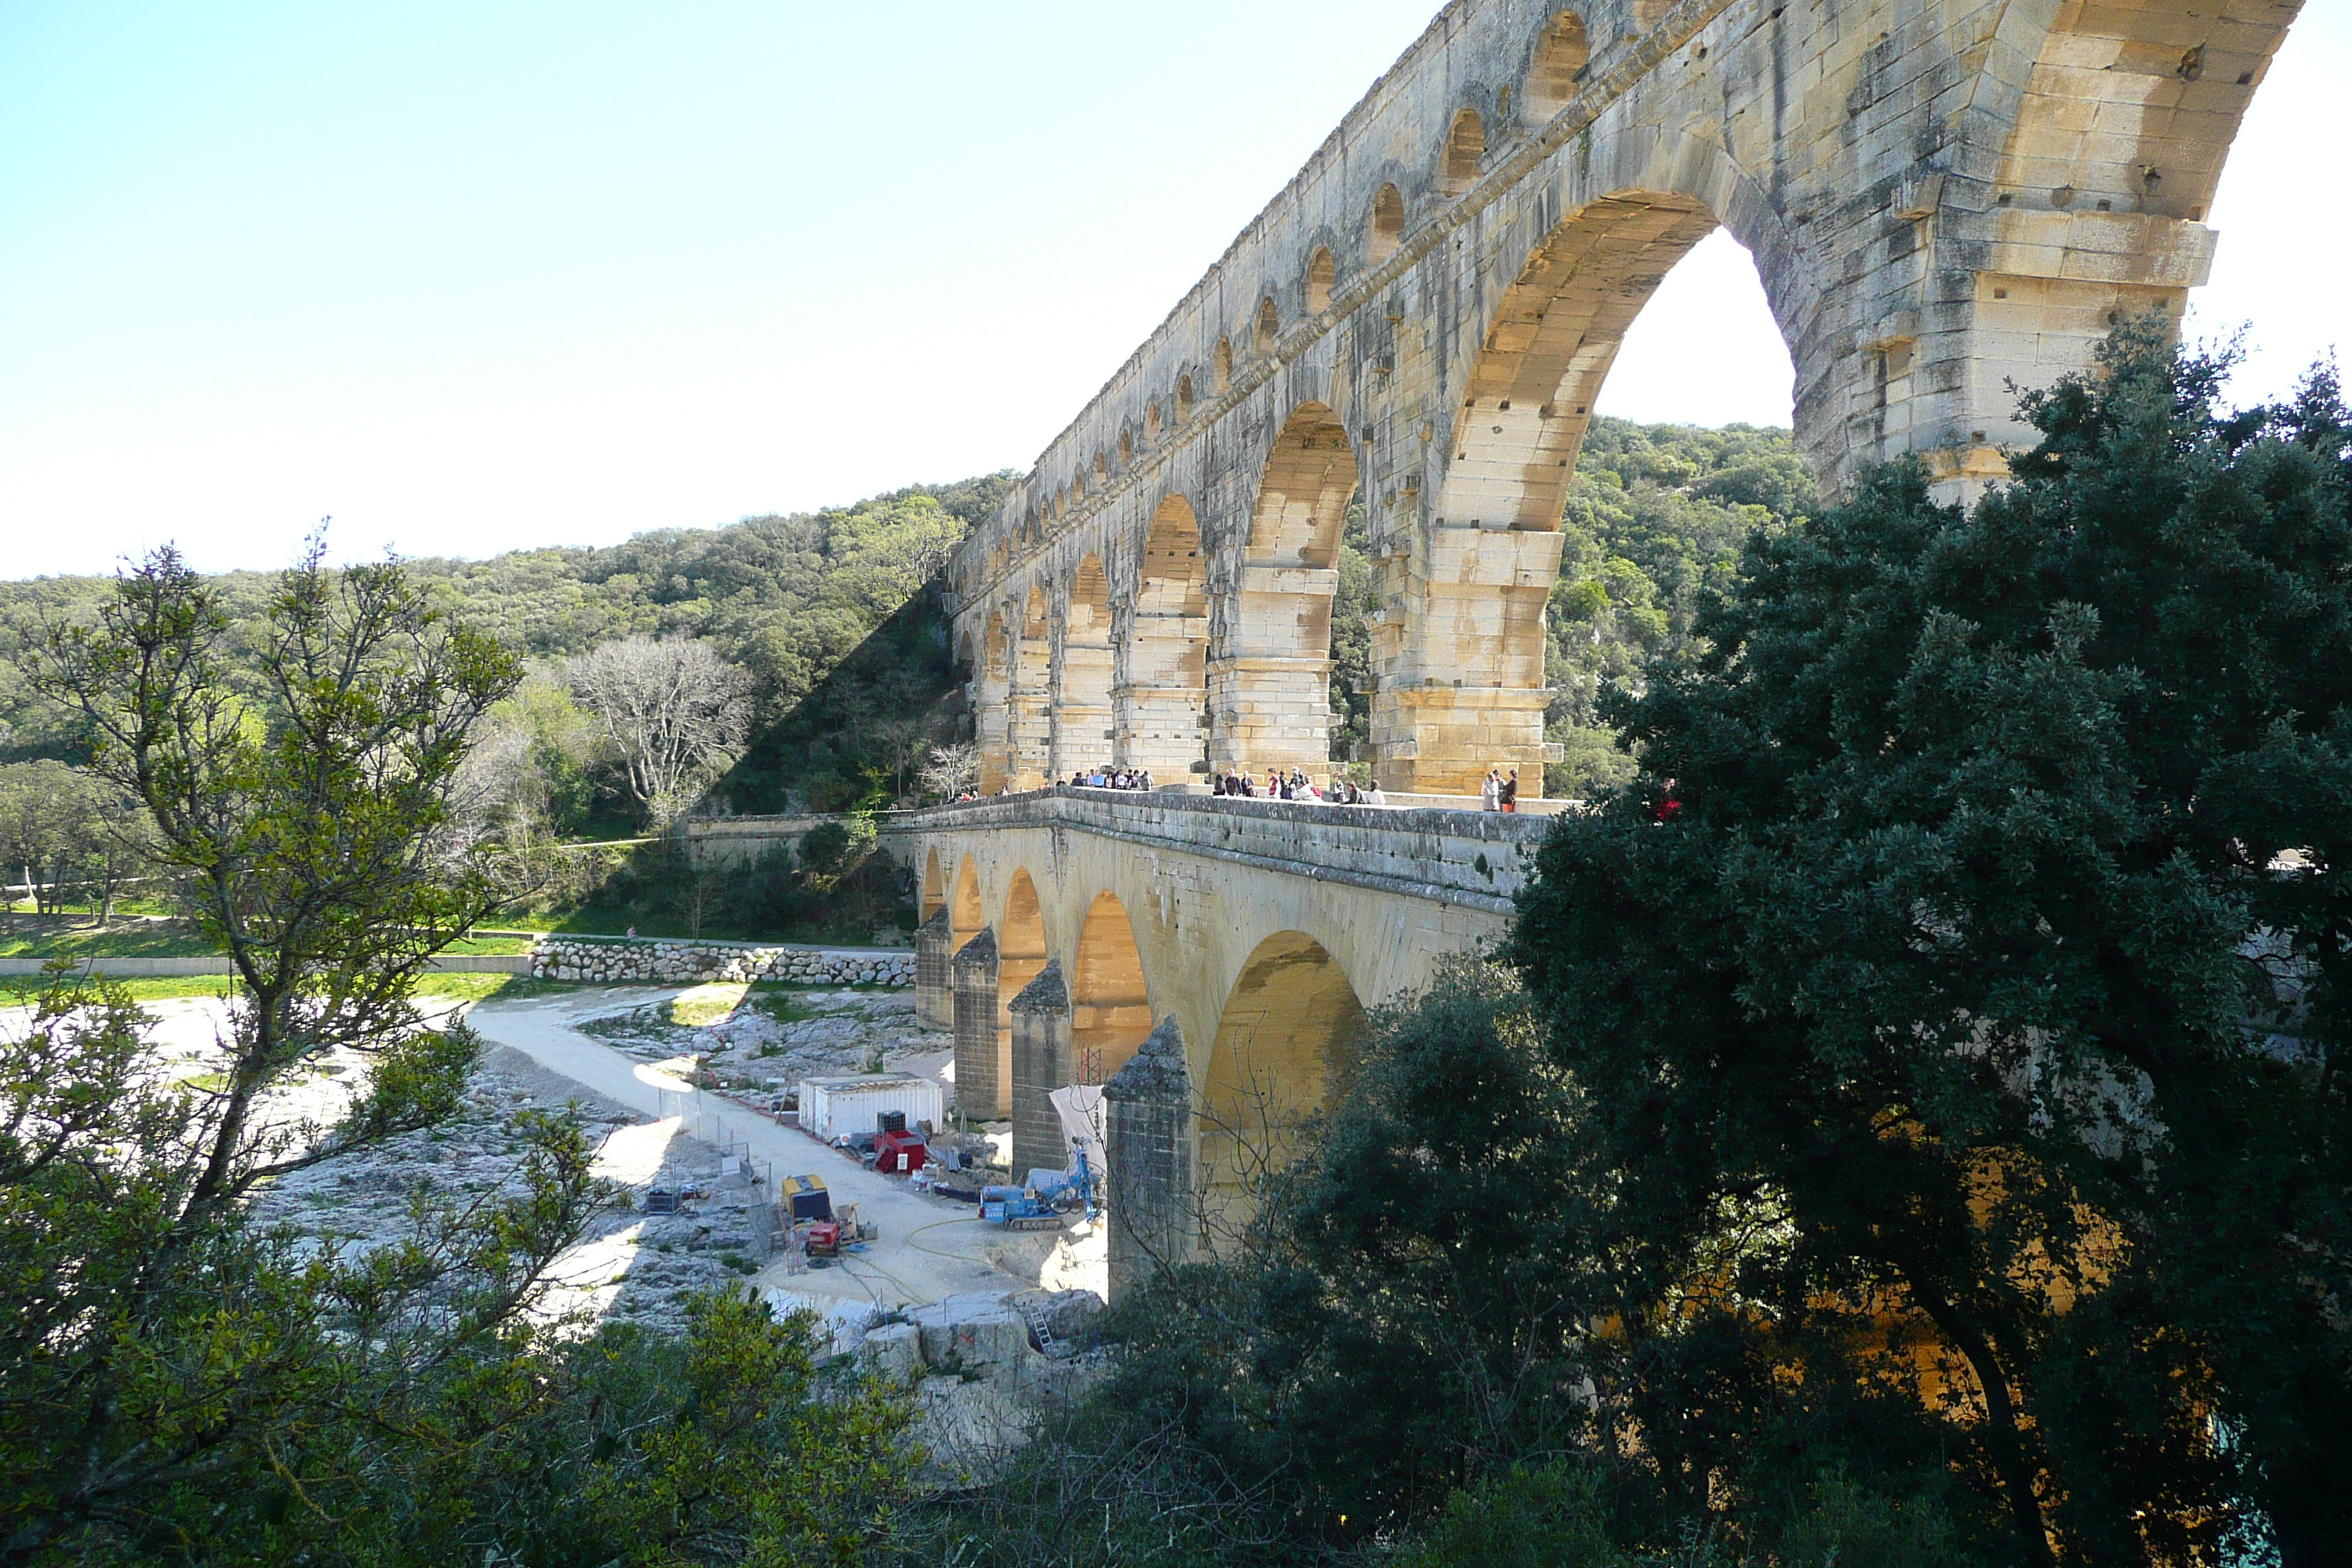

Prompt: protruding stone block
[
  {"left": 1009, "top": 959, "right": 1074, "bottom": 1178},
  {"left": 1103, "top": 1014, "right": 1194, "bottom": 1302},
  {"left": 951, "top": 929, "right": 1005, "bottom": 1121},
  {"left": 915, "top": 906, "right": 954, "bottom": 1030}
]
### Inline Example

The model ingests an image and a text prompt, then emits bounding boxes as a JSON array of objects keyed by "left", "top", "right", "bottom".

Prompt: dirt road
[{"left": 466, "top": 988, "right": 1076, "bottom": 1309}]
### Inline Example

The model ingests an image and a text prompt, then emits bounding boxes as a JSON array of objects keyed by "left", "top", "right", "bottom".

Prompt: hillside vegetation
[{"left": 2, "top": 426, "right": 1807, "bottom": 821}]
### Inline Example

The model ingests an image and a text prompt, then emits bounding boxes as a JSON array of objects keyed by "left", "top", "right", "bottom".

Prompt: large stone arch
[
  {"left": 1374, "top": 181, "right": 1779, "bottom": 795},
  {"left": 1210, "top": 402, "right": 1358, "bottom": 776},
  {"left": 973, "top": 611, "right": 1013, "bottom": 794},
  {"left": 951, "top": 853, "right": 984, "bottom": 951},
  {"left": 1120, "top": 494, "right": 1208, "bottom": 777},
  {"left": 1196, "top": 930, "right": 1365, "bottom": 1248},
  {"left": 921, "top": 848, "right": 945, "bottom": 919},
  {"left": 1055, "top": 554, "right": 1115, "bottom": 777},
  {"left": 987, "top": 868, "right": 1050, "bottom": 1121},
  {"left": 1010, "top": 587, "right": 1052, "bottom": 788},
  {"left": 1072, "top": 890, "right": 1153, "bottom": 1086},
  {"left": 936, "top": 0, "right": 2302, "bottom": 807}
]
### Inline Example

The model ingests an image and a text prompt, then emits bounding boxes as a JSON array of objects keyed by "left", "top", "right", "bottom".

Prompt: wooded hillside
[{"left": 1, "top": 425, "right": 1812, "bottom": 816}]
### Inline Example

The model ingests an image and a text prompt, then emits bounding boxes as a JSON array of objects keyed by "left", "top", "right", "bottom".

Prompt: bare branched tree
[
  {"left": 917, "top": 742, "right": 982, "bottom": 802},
  {"left": 565, "top": 634, "right": 753, "bottom": 828}
]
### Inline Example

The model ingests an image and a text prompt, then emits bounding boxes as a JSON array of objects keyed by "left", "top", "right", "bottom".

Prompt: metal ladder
[{"left": 1017, "top": 1299, "right": 1060, "bottom": 1358}]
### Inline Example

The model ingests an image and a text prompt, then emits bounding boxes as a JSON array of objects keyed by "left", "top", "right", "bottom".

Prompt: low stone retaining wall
[{"left": 529, "top": 936, "right": 914, "bottom": 987}]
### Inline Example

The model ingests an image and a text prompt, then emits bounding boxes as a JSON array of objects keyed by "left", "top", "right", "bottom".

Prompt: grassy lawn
[
  {"left": 0, "top": 925, "right": 538, "bottom": 960},
  {"left": 0, "top": 925, "right": 218, "bottom": 960},
  {"left": 0, "top": 973, "right": 581, "bottom": 1006}
]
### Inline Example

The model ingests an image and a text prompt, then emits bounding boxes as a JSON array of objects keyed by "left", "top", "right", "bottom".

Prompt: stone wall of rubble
[{"left": 530, "top": 936, "right": 914, "bottom": 987}]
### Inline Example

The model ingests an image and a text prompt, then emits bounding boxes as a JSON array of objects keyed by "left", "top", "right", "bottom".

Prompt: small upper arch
[
  {"left": 1176, "top": 372, "right": 1196, "bottom": 421},
  {"left": 1305, "top": 246, "right": 1336, "bottom": 313},
  {"left": 1444, "top": 107, "right": 1487, "bottom": 191},
  {"left": 1213, "top": 337, "right": 1234, "bottom": 393},
  {"left": 1254, "top": 296, "right": 1280, "bottom": 355},
  {"left": 1524, "top": 12, "right": 1590, "bottom": 121},
  {"left": 1366, "top": 183, "right": 1406, "bottom": 263}
]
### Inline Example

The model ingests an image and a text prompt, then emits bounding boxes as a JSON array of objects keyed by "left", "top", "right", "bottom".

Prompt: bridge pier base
[
  {"left": 1009, "top": 960, "right": 1073, "bottom": 1179},
  {"left": 1104, "top": 1015, "right": 1194, "bottom": 1302},
  {"left": 914, "top": 908, "right": 954, "bottom": 1031},
  {"left": 951, "top": 930, "right": 1006, "bottom": 1122}
]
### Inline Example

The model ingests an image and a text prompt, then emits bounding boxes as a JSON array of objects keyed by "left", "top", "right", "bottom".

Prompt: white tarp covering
[{"left": 1047, "top": 1085, "right": 1107, "bottom": 1180}]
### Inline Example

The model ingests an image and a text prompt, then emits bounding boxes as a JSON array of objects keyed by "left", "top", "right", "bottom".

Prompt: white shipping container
[{"left": 797, "top": 1074, "right": 946, "bottom": 1142}]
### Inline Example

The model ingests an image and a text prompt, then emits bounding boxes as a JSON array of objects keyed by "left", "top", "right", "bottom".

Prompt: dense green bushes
[{"left": 909, "top": 328, "right": 2351, "bottom": 1567}]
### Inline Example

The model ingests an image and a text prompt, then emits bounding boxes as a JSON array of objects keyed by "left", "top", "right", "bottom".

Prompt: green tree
[
  {"left": 0, "top": 542, "right": 610, "bottom": 1562},
  {"left": 1510, "top": 325, "right": 2351, "bottom": 1564}
]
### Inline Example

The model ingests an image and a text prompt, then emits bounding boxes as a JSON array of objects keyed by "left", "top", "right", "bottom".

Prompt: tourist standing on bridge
[
  {"left": 1367, "top": 779, "right": 1387, "bottom": 806},
  {"left": 1501, "top": 769, "right": 1519, "bottom": 813},
  {"left": 1481, "top": 769, "right": 1501, "bottom": 812}
]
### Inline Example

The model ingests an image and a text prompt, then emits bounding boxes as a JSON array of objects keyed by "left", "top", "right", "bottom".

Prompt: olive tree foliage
[
  {"left": 0, "top": 542, "right": 611, "bottom": 1563},
  {"left": 0, "top": 761, "right": 157, "bottom": 924},
  {"left": 565, "top": 633, "right": 753, "bottom": 828},
  {"left": 449, "top": 671, "right": 612, "bottom": 849}
]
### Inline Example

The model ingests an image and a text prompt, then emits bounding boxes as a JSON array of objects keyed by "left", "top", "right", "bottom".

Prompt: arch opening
[
  {"left": 1177, "top": 373, "right": 1196, "bottom": 421},
  {"left": 951, "top": 855, "right": 984, "bottom": 951},
  {"left": 921, "top": 848, "right": 944, "bottom": 919},
  {"left": 1254, "top": 297, "right": 1279, "bottom": 355},
  {"left": 989, "top": 870, "right": 1048, "bottom": 1122},
  {"left": 1057, "top": 554, "right": 1115, "bottom": 777},
  {"left": 1197, "top": 932, "right": 1363, "bottom": 1248},
  {"left": 1071, "top": 892, "right": 1151, "bottom": 1087},
  {"left": 1368, "top": 183, "right": 1406, "bottom": 263},
  {"left": 976, "top": 611, "right": 1013, "bottom": 792},
  {"left": 1377, "top": 189, "right": 1801, "bottom": 800},
  {"left": 1213, "top": 404, "right": 1358, "bottom": 774},
  {"left": 1120, "top": 494, "right": 1209, "bottom": 775},
  {"left": 1213, "top": 338, "right": 1233, "bottom": 393},
  {"left": 1009, "top": 586, "right": 1053, "bottom": 788},
  {"left": 1525, "top": 12, "right": 1589, "bottom": 121},
  {"left": 1306, "top": 246, "right": 1336, "bottom": 313},
  {"left": 1444, "top": 108, "right": 1486, "bottom": 190}
]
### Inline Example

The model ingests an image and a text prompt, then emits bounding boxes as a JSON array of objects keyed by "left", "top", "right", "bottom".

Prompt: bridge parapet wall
[{"left": 888, "top": 786, "right": 1552, "bottom": 913}]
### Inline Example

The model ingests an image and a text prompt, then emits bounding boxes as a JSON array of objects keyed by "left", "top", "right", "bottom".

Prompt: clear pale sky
[{"left": 2, "top": 3, "right": 2344, "bottom": 579}]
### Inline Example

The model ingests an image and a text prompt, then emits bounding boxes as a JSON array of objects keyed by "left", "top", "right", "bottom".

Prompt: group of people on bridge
[
  {"left": 1068, "top": 766, "right": 1155, "bottom": 791},
  {"left": 1213, "top": 767, "right": 1387, "bottom": 806}
]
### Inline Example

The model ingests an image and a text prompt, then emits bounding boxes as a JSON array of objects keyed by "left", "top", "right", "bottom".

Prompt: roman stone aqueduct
[{"left": 884, "top": 0, "right": 2302, "bottom": 1294}]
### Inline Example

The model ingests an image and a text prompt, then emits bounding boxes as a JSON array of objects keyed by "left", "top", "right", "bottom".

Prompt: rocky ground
[
  {"left": 250, "top": 1041, "right": 780, "bottom": 1335},
  {"left": 573, "top": 984, "right": 937, "bottom": 1104}
]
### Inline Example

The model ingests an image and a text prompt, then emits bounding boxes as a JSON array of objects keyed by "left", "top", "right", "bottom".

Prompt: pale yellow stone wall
[{"left": 943, "top": 0, "right": 2299, "bottom": 796}]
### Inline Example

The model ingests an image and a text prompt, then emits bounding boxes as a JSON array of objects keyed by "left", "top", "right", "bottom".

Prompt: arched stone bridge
[
  {"left": 900, "top": 0, "right": 2302, "bottom": 1292},
  {"left": 943, "top": 0, "right": 2299, "bottom": 798},
  {"left": 890, "top": 792, "right": 1545, "bottom": 1289}
]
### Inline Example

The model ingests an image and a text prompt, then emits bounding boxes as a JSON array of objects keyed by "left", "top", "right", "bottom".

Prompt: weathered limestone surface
[
  {"left": 1104, "top": 1017, "right": 1195, "bottom": 1300},
  {"left": 940, "top": 0, "right": 2299, "bottom": 797},
  {"left": 1009, "top": 960, "right": 1074, "bottom": 1180},
  {"left": 914, "top": 907, "right": 955, "bottom": 1029},
  {"left": 951, "top": 930, "right": 1007, "bottom": 1121},
  {"left": 892, "top": 788, "right": 1542, "bottom": 1289}
]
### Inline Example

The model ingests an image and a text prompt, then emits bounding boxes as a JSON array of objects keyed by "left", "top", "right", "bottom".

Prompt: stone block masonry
[
  {"left": 529, "top": 936, "right": 915, "bottom": 989},
  {"left": 941, "top": 0, "right": 2301, "bottom": 798}
]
